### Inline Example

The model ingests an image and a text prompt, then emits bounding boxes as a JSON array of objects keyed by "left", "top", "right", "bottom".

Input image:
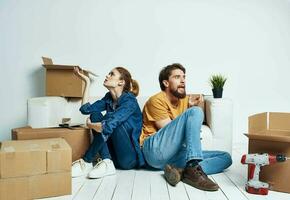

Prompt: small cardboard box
[
  {"left": 0, "top": 138, "right": 71, "bottom": 178},
  {"left": 42, "top": 57, "right": 88, "bottom": 97},
  {"left": 0, "top": 172, "right": 71, "bottom": 200},
  {"left": 12, "top": 127, "right": 90, "bottom": 162},
  {"left": 245, "top": 112, "right": 290, "bottom": 193}
]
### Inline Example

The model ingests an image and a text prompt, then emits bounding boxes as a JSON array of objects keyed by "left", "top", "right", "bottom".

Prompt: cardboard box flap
[
  {"left": 248, "top": 112, "right": 268, "bottom": 133},
  {"left": 42, "top": 57, "right": 53, "bottom": 65},
  {"left": 269, "top": 112, "right": 290, "bottom": 131},
  {"left": 43, "top": 64, "right": 80, "bottom": 70},
  {"left": 244, "top": 132, "right": 290, "bottom": 143},
  {"left": 42, "top": 57, "right": 97, "bottom": 76}
]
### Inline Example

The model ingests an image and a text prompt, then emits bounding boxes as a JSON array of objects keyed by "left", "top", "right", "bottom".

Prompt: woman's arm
[{"left": 74, "top": 67, "right": 90, "bottom": 105}]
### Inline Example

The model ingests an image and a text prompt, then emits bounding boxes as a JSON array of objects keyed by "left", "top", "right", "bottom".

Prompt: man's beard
[{"left": 170, "top": 87, "right": 186, "bottom": 99}]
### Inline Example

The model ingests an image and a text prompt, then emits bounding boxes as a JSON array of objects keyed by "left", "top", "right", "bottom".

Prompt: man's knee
[
  {"left": 223, "top": 152, "right": 232, "bottom": 168},
  {"left": 186, "top": 106, "right": 204, "bottom": 121}
]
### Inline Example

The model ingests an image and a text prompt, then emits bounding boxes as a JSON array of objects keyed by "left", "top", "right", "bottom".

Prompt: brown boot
[
  {"left": 182, "top": 165, "right": 219, "bottom": 191},
  {"left": 164, "top": 164, "right": 184, "bottom": 186}
]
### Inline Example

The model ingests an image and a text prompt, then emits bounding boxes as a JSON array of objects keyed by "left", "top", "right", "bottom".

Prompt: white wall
[{"left": 1, "top": 0, "right": 290, "bottom": 143}]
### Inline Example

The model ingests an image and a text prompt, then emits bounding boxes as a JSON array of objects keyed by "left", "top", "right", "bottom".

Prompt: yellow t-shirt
[{"left": 139, "top": 91, "right": 189, "bottom": 146}]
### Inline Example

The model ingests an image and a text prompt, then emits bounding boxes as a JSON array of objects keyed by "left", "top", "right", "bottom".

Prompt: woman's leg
[
  {"left": 109, "top": 123, "right": 138, "bottom": 169},
  {"left": 83, "top": 112, "right": 111, "bottom": 162}
]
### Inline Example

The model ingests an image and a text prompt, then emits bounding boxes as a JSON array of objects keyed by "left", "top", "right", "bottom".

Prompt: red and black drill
[{"left": 241, "top": 153, "right": 289, "bottom": 195}]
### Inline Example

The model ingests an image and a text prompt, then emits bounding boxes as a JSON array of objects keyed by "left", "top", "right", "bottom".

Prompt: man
[{"left": 140, "top": 63, "right": 232, "bottom": 191}]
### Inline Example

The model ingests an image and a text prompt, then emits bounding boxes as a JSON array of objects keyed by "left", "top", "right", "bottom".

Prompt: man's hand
[
  {"left": 86, "top": 118, "right": 103, "bottom": 133},
  {"left": 188, "top": 94, "right": 204, "bottom": 107}
]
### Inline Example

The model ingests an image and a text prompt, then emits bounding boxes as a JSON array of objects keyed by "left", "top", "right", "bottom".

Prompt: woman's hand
[
  {"left": 188, "top": 94, "right": 204, "bottom": 107},
  {"left": 74, "top": 67, "right": 90, "bottom": 84},
  {"left": 86, "top": 117, "right": 103, "bottom": 133}
]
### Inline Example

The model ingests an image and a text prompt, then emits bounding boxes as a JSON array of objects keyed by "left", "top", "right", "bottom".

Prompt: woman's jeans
[
  {"left": 142, "top": 106, "right": 232, "bottom": 175},
  {"left": 83, "top": 112, "right": 137, "bottom": 169}
]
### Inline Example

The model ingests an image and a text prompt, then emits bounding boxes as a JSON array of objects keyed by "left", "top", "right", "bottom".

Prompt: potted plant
[{"left": 209, "top": 74, "right": 227, "bottom": 98}]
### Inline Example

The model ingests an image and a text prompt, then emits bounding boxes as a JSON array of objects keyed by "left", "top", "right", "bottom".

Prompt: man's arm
[{"left": 154, "top": 118, "right": 171, "bottom": 130}]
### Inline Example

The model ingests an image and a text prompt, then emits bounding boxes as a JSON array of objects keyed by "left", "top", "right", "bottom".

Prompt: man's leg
[
  {"left": 142, "top": 106, "right": 204, "bottom": 169},
  {"left": 166, "top": 148, "right": 231, "bottom": 190},
  {"left": 168, "top": 149, "right": 232, "bottom": 174},
  {"left": 199, "top": 151, "right": 232, "bottom": 175}
]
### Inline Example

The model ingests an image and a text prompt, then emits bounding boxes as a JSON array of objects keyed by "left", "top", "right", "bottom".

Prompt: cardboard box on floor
[
  {"left": 245, "top": 112, "right": 290, "bottom": 193},
  {"left": 0, "top": 138, "right": 72, "bottom": 199},
  {"left": 42, "top": 56, "right": 90, "bottom": 97},
  {"left": 12, "top": 126, "right": 91, "bottom": 162},
  {"left": 0, "top": 172, "right": 71, "bottom": 200}
]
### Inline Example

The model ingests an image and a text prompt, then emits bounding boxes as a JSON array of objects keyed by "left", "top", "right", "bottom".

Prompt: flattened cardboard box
[
  {"left": 42, "top": 57, "right": 88, "bottom": 97},
  {"left": 245, "top": 112, "right": 290, "bottom": 193},
  {"left": 0, "top": 138, "right": 71, "bottom": 178},
  {"left": 0, "top": 172, "right": 71, "bottom": 200},
  {"left": 12, "top": 126, "right": 90, "bottom": 162}
]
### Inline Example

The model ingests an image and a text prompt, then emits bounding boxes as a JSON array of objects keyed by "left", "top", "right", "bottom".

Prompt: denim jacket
[{"left": 79, "top": 92, "right": 145, "bottom": 167}]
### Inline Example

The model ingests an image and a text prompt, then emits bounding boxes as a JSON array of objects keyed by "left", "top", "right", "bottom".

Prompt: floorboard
[{"left": 39, "top": 143, "right": 290, "bottom": 200}]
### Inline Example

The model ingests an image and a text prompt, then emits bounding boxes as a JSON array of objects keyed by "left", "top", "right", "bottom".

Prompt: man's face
[{"left": 165, "top": 69, "right": 186, "bottom": 98}]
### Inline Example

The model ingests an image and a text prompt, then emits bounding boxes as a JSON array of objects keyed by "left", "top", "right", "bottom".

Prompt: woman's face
[{"left": 103, "top": 68, "right": 123, "bottom": 89}]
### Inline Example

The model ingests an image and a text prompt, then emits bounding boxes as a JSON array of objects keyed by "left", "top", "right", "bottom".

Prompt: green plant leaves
[{"left": 209, "top": 74, "right": 227, "bottom": 89}]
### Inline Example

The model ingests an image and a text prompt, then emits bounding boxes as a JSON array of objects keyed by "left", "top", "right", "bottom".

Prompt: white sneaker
[
  {"left": 72, "top": 159, "right": 93, "bottom": 178},
  {"left": 88, "top": 159, "right": 116, "bottom": 179}
]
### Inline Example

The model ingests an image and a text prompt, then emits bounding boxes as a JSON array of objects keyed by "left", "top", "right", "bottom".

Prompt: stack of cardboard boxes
[
  {"left": 0, "top": 57, "right": 93, "bottom": 199},
  {"left": 13, "top": 57, "right": 92, "bottom": 162},
  {"left": 0, "top": 138, "right": 72, "bottom": 199}
]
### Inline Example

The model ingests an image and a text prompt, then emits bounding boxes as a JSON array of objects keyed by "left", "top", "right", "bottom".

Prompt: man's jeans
[
  {"left": 83, "top": 112, "right": 137, "bottom": 169},
  {"left": 142, "top": 106, "right": 232, "bottom": 175}
]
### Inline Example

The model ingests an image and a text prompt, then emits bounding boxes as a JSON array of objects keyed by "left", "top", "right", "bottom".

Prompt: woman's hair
[{"left": 115, "top": 67, "right": 139, "bottom": 96}]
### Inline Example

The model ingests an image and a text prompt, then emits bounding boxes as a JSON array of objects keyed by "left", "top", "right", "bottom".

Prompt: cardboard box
[
  {"left": 245, "top": 112, "right": 290, "bottom": 193},
  {"left": 0, "top": 138, "right": 71, "bottom": 178},
  {"left": 12, "top": 127, "right": 90, "bottom": 162},
  {"left": 0, "top": 172, "right": 71, "bottom": 200},
  {"left": 42, "top": 57, "right": 89, "bottom": 97}
]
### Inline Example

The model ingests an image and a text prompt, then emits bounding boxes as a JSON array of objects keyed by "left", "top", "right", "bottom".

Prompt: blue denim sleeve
[
  {"left": 101, "top": 98, "right": 138, "bottom": 138},
  {"left": 79, "top": 96, "right": 107, "bottom": 115}
]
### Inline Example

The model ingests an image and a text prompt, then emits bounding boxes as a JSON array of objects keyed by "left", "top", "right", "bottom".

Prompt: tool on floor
[{"left": 241, "top": 153, "right": 290, "bottom": 195}]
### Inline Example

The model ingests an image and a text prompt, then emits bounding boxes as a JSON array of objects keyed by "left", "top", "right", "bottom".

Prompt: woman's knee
[
  {"left": 90, "top": 112, "right": 103, "bottom": 122},
  {"left": 117, "top": 158, "right": 137, "bottom": 170}
]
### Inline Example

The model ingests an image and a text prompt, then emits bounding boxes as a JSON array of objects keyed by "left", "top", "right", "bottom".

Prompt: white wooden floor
[{"left": 39, "top": 144, "right": 290, "bottom": 200}]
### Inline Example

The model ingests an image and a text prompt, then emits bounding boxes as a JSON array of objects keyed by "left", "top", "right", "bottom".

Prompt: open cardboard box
[
  {"left": 42, "top": 57, "right": 97, "bottom": 97},
  {"left": 245, "top": 112, "right": 290, "bottom": 193}
]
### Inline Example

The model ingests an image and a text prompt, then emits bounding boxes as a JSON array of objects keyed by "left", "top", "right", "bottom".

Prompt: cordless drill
[{"left": 241, "top": 153, "right": 289, "bottom": 195}]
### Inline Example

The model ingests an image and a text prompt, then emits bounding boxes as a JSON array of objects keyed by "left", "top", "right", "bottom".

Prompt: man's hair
[{"left": 158, "top": 63, "right": 186, "bottom": 91}]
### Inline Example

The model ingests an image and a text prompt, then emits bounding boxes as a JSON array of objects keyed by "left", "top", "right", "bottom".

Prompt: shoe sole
[
  {"left": 164, "top": 165, "right": 181, "bottom": 186},
  {"left": 182, "top": 177, "right": 219, "bottom": 191}
]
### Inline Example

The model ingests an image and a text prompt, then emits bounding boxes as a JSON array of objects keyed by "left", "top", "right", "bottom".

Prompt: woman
[{"left": 72, "top": 67, "right": 144, "bottom": 178}]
